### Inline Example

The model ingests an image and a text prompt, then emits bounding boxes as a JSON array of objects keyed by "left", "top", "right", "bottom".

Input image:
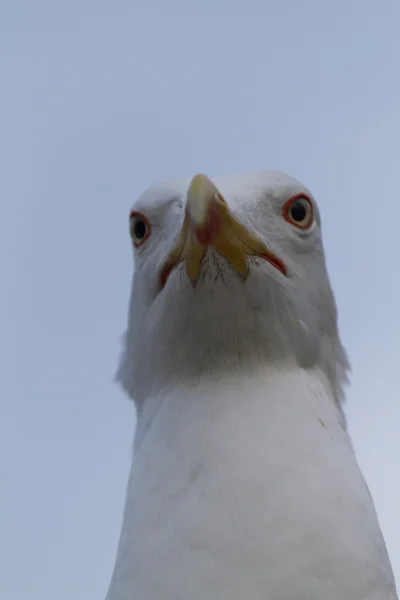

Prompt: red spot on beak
[{"left": 192, "top": 205, "right": 221, "bottom": 246}]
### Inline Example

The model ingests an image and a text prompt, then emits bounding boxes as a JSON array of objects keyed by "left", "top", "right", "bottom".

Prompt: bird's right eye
[{"left": 129, "top": 211, "right": 151, "bottom": 247}]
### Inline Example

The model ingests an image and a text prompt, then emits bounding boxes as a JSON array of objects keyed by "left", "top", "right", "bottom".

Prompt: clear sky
[{"left": 1, "top": 1, "right": 400, "bottom": 598}]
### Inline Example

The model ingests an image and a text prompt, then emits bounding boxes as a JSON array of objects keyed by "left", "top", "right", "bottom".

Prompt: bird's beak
[{"left": 160, "top": 173, "right": 286, "bottom": 287}]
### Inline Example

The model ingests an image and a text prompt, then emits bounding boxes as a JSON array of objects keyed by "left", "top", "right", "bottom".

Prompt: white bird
[{"left": 106, "top": 171, "right": 398, "bottom": 600}]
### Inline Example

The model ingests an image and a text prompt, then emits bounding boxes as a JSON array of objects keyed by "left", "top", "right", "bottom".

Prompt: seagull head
[{"left": 117, "top": 171, "right": 349, "bottom": 405}]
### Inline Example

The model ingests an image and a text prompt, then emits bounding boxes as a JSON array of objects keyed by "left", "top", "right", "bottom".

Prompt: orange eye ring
[
  {"left": 129, "top": 211, "right": 151, "bottom": 247},
  {"left": 282, "top": 194, "right": 314, "bottom": 230}
]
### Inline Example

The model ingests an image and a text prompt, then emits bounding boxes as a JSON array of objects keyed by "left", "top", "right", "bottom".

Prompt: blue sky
[{"left": 1, "top": 1, "right": 399, "bottom": 598}]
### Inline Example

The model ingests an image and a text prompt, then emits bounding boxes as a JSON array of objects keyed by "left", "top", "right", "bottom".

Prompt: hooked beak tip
[{"left": 186, "top": 174, "right": 221, "bottom": 245}]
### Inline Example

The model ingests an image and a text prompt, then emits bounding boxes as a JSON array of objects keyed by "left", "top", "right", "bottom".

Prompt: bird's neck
[{"left": 134, "top": 362, "right": 345, "bottom": 454}]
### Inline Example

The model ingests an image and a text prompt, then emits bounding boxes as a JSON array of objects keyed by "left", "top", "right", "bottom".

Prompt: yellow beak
[{"left": 160, "top": 174, "right": 286, "bottom": 287}]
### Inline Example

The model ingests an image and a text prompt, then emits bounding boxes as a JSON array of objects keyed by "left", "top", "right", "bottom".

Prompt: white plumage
[{"left": 106, "top": 171, "right": 398, "bottom": 599}]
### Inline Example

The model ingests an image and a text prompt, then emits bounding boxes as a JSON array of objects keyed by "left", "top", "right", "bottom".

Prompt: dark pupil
[
  {"left": 290, "top": 200, "right": 307, "bottom": 222},
  {"left": 134, "top": 219, "right": 146, "bottom": 239}
]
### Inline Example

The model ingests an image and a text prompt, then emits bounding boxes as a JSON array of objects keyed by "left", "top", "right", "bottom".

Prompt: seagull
[{"left": 106, "top": 171, "right": 398, "bottom": 600}]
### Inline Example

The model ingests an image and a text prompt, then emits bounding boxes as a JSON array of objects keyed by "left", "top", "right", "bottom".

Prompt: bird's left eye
[
  {"left": 129, "top": 211, "right": 151, "bottom": 247},
  {"left": 283, "top": 195, "right": 313, "bottom": 229}
]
